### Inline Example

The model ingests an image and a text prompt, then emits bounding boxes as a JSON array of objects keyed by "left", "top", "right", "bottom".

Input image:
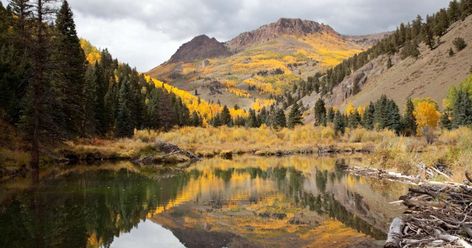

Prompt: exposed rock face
[
  {"left": 167, "top": 35, "right": 231, "bottom": 63},
  {"left": 226, "top": 18, "right": 339, "bottom": 51}
]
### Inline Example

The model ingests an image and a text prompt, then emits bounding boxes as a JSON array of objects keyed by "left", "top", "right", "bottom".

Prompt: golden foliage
[
  {"left": 80, "top": 39, "right": 101, "bottom": 64},
  {"left": 413, "top": 99, "right": 441, "bottom": 132},
  {"left": 345, "top": 102, "right": 356, "bottom": 115},
  {"left": 357, "top": 106, "right": 365, "bottom": 116},
  {"left": 228, "top": 87, "right": 251, "bottom": 98},
  {"left": 144, "top": 77, "right": 248, "bottom": 125},
  {"left": 252, "top": 99, "right": 275, "bottom": 111}
]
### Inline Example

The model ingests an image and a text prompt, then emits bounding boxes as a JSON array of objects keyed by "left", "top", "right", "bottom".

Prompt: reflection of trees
[
  {"left": 214, "top": 168, "right": 234, "bottom": 183},
  {"left": 300, "top": 192, "right": 386, "bottom": 240},
  {"left": 270, "top": 166, "right": 386, "bottom": 240},
  {"left": 0, "top": 170, "right": 192, "bottom": 248}
]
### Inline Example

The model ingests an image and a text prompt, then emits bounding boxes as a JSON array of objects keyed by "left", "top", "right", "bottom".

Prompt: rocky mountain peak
[
  {"left": 226, "top": 18, "right": 338, "bottom": 51},
  {"left": 167, "top": 35, "right": 230, "bottom": 63}
]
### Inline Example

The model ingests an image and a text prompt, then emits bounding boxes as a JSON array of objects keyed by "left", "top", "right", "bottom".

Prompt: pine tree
[
  {"left": 116, "top": 81, "right": 133, "bottom": 137},
  {"left": 333, "top": 111, "right": 345, "bottom": 136},
  {"left": 385, "top": 100, "right": 402, "bottom": 133},
  {"left": 452, "top": 89, "right": 472, "bottom": 127},
  {"left": 461, "top": 0, "right": 472, "bottom": 19},
  {"left": 220, "top": 105, "right": 232, "bottom": 127},
  {"left": 422, "top": 21, "right": 435, "bottom": 50},
  {"left": 93, "top": 62, "right": 108, "bottom": 135},
  {"left": 287, "top": 102, "right": 303, "bottom": 128},
  {"left": 326, "top": 107, "right": 335, "bottom": 123},
  {"left": 313, "top": 98, "right": 326, "bottom": 126},
  {"left": 411, "top": 15, "right": 423, "bottom": 39},
  {"left": 21, "top": 0, "right": 60, "bottom": 170},
  {"left": 55, "top": 0, "right": 86, "bottom": 136},
  {"left": 348, "top": 110, "right": 361, "bottom": 128},
  {"left": 374, "top": 95, "right": 389, "bottom": 129},
  {"left": 9, "top": 0, "right": 32, "bottom": 50},
  {"left": 402, "top": 98, "right": 417, "bottom": 136},
  {"left": 146, "top": 88, "right": 160, "bottom": 129},
  {"left": 82, "top": 65, "right": 97, "bottom": 135},
  {"left": 190, "top": 111, "right": 202, "bottom": 127},
  {"left": 274, "top": 109, "right": 286, "bottom": 128},
  {"left": 434, "top": 9, "right": 449, "bottom": 36},
  {"left": 246, "top": 109, "right": 259, "bottom": 128},
  {"left": 361, "top": 102, "right": 374, "bottom": 130},
  {"left": 448, "top": 0, "right": 461, "bottom": 22}
]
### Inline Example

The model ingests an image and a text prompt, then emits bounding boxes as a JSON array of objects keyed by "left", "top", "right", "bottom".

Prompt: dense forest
[{"left": 0, "top": 0, "right": 201, "bottom": 168}]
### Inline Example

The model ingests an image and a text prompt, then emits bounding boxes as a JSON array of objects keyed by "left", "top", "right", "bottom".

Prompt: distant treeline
[{"left": 0, "top": 0, "right": 198, "bottom": 168}]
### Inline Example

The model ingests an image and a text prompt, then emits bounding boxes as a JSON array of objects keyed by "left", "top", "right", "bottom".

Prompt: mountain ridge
[{"left": 160, "top": 18, "right": 384, "bottom": 65}]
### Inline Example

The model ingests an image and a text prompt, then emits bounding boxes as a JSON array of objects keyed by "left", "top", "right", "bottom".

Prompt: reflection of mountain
[
  {"left": 0, "top": 157, "right": 406, "bottom": 248},
  {"left": 151, "top": 157, "right": 406, "bottom": 247}
]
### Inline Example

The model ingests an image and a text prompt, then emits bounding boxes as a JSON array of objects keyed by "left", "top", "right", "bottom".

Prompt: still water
[{"left": 0, "top": 156, "right": 408, "bottom": 248}]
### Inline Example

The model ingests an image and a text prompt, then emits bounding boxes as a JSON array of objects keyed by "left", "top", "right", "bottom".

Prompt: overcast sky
[{"left": 1, "top": 0, "right": 451, "bottom": 71}]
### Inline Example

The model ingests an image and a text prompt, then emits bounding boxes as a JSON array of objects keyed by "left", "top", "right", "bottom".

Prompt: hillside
[
  {"left": 149, "top": 18, "right": 383, "bottom": 110},
  {"left": 300, "top": 14, "right": 472, "bottom": 123}
]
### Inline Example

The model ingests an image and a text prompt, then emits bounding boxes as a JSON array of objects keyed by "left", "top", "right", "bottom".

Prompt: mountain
[
  {"left": 167, "top": 35, "right": 231, "bottom": 63},
  {"left": 149, "top": 18, "right": 379, "bottom": 110}
]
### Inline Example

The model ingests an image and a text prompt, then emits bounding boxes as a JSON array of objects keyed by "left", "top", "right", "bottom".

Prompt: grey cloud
[{"left": 1, "top": 0, "right": 452, "bottom": 71}]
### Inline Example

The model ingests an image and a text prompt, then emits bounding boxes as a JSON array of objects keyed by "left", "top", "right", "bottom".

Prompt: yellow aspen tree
[{"left": 413, "top": 100, "right": 441, "bottom": 133}]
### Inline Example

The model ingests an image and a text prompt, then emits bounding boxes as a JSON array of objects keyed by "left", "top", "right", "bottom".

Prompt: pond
[{"left": 0, "top": 155, "right": 408, "bottom": 248}]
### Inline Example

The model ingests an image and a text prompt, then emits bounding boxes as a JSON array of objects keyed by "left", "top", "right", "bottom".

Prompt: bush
[{"left": 453, "top": 37, "right": 467, "bottom": 51}]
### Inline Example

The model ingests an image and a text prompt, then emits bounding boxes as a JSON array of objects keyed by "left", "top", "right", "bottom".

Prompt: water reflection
[{"left": 0, "top": 156, "right": 407, "bottom": 248}]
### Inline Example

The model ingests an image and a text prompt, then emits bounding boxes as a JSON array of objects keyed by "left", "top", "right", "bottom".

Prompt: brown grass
[{"left": 137, "top": 125, "right": 472, "bottom": 182}]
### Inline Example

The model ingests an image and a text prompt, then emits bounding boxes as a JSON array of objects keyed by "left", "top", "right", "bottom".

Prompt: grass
[
  {"left": 63, "top": 138, "right": 153, "bottom": 160},
  {"left": 136, "top": 125, "right": 391, "bottom": 157},
  {"left": 136, "top": 125, "right": 472, "bottom": 182}
]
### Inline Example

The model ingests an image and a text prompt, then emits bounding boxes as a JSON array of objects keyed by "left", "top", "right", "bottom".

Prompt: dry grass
[
  {"left": 137, "top": 125, "right": 472, "bottom": 182},
  {"left": 137, "top": 125, "right": 393, "bottom": 156},
  {"left": 64, "top": 138, "right": 152, "bottom": 159}
]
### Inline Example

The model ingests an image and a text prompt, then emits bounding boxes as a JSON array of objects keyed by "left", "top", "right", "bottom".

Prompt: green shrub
[{"left": 453, "top": 37, "right": 467, "bottom": 51}]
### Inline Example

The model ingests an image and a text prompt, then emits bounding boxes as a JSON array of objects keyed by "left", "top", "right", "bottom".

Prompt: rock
[{"left": 258, "top": 211, "right": 287, "bottom": 219}]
